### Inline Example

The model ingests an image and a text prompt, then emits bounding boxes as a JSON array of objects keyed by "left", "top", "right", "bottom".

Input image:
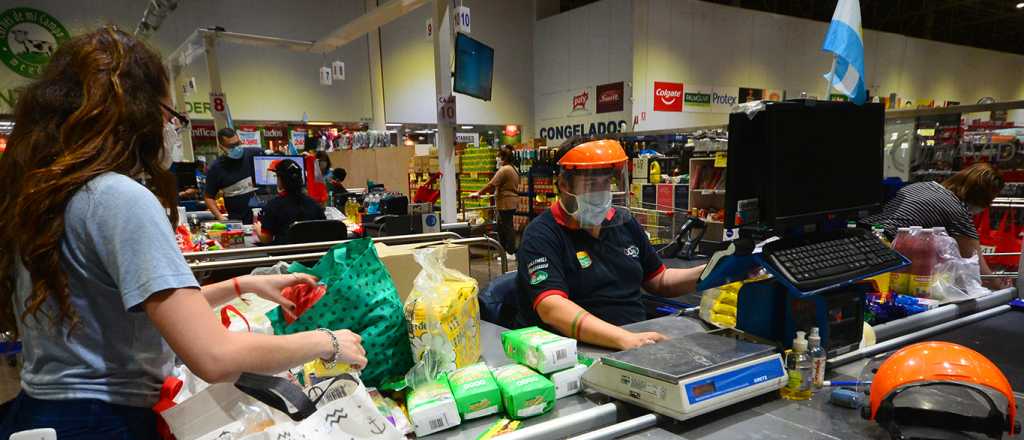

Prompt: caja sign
[{"left": 653, "top": 81, "right": 683, "bottom": 112}]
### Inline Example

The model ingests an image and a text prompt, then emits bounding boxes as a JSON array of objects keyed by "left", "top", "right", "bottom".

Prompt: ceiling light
[
  {"left": 460, "top": 125, "right": 474, "bottom": 129},
  {"left": 385, "top": 123, "right": 402, "bottom": 127},
  {"left": 1017, "top": 2, "right": 1024, "bottom": 8},
  {"left": 306, "top": 121, "right": 333, "bottom": 126}
]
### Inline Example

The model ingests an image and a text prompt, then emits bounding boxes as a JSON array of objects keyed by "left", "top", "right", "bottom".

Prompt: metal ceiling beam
[{"left": 309, "top": 0, "right": 430, "bottom": 53}]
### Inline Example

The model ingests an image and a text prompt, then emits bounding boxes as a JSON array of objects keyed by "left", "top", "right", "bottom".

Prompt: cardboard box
[
  {"left": 493, "top": 364, "right": 555, "bottom": 419},
  {"left": 548, "top": 364, "right": 588, "bottom": 399},
  {"left": 447, "top": 362, "right": 502, "bottom": 420},
  {"left": 501, "top": 327, "right": 577, "bottom": 374},
  {"left": 375, "top": 242, "right": 469, "bottom": 303},
  {"left": 407, "top": 377, "right": 461, "bottom": 437}
]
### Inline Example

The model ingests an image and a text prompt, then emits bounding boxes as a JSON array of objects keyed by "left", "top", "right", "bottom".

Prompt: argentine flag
[{"left": 822, "top": 0, "right": 866, "bottom": 104}]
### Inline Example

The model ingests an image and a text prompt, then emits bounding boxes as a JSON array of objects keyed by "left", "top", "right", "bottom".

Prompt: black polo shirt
[
  {"left": 204, "top": 148, "right": 262, "bottom": 223},
  {"left": 260, "top": 194, "right": 327, "bottom": 245},
  {"left": 515, "top": 202, "right": 666, "bottom": 329}
]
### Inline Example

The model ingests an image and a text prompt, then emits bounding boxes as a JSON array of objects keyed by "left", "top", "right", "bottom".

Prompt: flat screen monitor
[
  {"left": 171, "top": 162, "right": 197, "bottom": 190},
  {"left": 253, "top": 155, "right": 305, "bottom": 187},
  {"left": 453, "top": 33, "right": 494, "bottom": 101},
  {"left": 725, "top": 100, "right": 885, "bottom": 230}
]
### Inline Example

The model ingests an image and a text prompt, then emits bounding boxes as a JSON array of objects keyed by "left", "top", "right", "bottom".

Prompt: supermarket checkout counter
[{"left": 430, "top": 285, "right": 1024, "bottom": 440}]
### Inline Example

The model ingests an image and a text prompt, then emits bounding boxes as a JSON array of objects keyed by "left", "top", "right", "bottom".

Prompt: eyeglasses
[{"left": 160, "top": 103, "right": 190, "bottom": 131}]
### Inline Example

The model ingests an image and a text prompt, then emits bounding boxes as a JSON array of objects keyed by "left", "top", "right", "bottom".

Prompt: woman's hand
[
  {"left": 241, "top": 274, "right": 318, "bottom": 316},
  {"left": 615, "top": 331, "right": 667, "bottom": 350},
  {"left": 319, "top": 329, "right": 368, "bottom": 370}
]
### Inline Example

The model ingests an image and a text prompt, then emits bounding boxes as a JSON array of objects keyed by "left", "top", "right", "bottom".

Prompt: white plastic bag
[{"left": 929, "top": 253, "right": 990, "bottom": 303}]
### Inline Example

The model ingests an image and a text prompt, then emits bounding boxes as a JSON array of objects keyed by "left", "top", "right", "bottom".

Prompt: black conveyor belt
[{"left": 925, "top": 308, "right": 1024, "bottom": 390}]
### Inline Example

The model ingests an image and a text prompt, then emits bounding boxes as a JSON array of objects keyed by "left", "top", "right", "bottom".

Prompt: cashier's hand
[
  {"left": 616, "top": 331, "right": 668, "bottom": 350},
  {"left": 243, "top": 273, "right": 319, "bottom": 316}
]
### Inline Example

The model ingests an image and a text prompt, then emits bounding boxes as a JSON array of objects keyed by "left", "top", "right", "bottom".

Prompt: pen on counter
[{"left": 823, "top": 380, "right": 869, "bottom": 387}]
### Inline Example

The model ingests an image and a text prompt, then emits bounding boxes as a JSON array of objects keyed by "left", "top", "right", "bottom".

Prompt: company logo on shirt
[
  {"left": 576, "top": 251, "right": 592, "bottom": 269},
  {"left": 625, "top": 245, "right": 640, "bottom": 258},
  {"left": 653, "top": 82, "right": 684, "bottom": 112},
  {"left": 530, "top": 271, "right": 549, "bottom": 285}
]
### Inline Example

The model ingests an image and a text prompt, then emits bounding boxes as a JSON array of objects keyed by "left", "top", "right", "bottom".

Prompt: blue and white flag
[{"left": 822, "top": 0, "right": 866, "bottom": 104}]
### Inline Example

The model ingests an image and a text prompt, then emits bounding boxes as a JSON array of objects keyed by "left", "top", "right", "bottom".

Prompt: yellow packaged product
[{"left": 405, "top": 245, "right": 482, "bottom": 371}]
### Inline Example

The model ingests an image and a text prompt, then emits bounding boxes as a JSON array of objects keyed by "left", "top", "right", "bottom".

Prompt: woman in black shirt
[{"left": 254, "top": 159, "right": 326, "bottom": 245}]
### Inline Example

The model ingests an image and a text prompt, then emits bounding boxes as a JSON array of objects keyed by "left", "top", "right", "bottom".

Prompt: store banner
[
  {"left": 238, "top": 129, "right": 261, "bottom": 149},
  {"left": 711, "top": 86, "right": 738, "bottom": 113},
  {"left": 739, "top": 87, "right": 764, "bottom": 104},
  {"left": 596, "top": 82, "right": 624, "bottom": 114},
  {"left": 653, "top": 81, "right": 684, "bottom": 112},
  {"left": 683, "top": 84, "right": 713, "bottom": 113},
  {"left": 191, "top": 124, "right": 217, "bottom": 142},
  {"left": 568, "top": 87, "right": 593, "bottom": 116},
  {"left": 290, "top": 129, "right": 307, "bottom": 153}
]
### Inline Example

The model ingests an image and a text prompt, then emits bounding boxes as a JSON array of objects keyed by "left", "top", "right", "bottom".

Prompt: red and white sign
[
  {"left": 571, "top": 90, "right": 590, "bottom": 112},
  {"left": 653, "top": 81, "right": 684, "bottom": 112}
]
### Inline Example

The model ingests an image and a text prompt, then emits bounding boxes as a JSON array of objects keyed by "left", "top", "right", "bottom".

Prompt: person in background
[
  {"left": 0, "top": 28, "right": 365, "bottom": 440},
  {"left": 254, "top": 159, "right": 327, "bottom": 245},
  {"left": 315, "top": 150, "right": 332, "bottom": 182},
  {"left": 865, "top": 163, "right": 1007, "bottom": 289},
  {"left": 470, "top": 145, "right": 520, "bottom": 259},
  {"left": 203, "top": 127, "right": 261, "bottom": 223},
  {"left": 514, "top": 138, "right": 705, "bottom": 350}
]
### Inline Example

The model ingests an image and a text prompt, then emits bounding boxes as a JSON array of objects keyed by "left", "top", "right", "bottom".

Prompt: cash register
[{"left": 583, "top": 100, "right": 909, "bottom": 421}]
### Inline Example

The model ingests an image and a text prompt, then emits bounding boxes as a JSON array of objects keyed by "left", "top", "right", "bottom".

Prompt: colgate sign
[
  {"left": 654, "top": 81, "right": 683, "bottom": 112},
  {"left": 572, "top": 90, "right": 589, "bottom": 111}
]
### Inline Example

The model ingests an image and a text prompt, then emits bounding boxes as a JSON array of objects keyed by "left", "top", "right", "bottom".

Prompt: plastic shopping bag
[
  {"left": 928, "top": 229, "right": 990, "bottom": 303},
  {"left": 267, "top": 238, "right": 413, "bottom": 388},
  {"left": 404, "top": 245, "right": 481, "bottom": 389}
]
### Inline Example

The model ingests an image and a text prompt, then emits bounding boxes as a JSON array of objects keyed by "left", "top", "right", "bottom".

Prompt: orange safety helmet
[
  {"left": 865, "top": 341, "right": 1019, "bottom": 438},
  {"left": 557, "top": 139, "right": 628, "bottom": 170}
]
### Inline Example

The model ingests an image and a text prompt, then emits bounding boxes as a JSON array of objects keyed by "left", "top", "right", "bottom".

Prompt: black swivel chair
[{"left": 286, "top": 220, "right": 348, "bottom": 244}]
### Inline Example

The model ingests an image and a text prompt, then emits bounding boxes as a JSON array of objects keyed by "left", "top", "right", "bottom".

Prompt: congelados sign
[{"left": 538, "top": 120, "right": 627, "bottom": 141}]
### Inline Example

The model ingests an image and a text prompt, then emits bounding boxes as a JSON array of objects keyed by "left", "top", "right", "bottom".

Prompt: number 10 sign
[{"left": 438, "top": 95, "right": 456, "bottom": 125}]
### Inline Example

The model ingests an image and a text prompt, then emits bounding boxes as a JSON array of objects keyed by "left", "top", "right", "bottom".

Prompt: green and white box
[
  {"left": 447, "top": 362, "right": 502, "bottom": 420},
  {"left": 492, "top": 364, "right": 555, "bottom": 419},
  {"left": 548, "top": 363, "right": 588, "bottom": 399},
  {"left": 406, "top": 377, "right": 460, "bottom": 437},
  {"left": 501, "top": 326, "right": 577, "bottom": 374}
]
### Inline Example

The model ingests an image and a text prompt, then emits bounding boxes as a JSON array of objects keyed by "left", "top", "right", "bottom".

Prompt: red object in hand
[{"left": 282, "top": 283, "right": 327, "bottom": 324}]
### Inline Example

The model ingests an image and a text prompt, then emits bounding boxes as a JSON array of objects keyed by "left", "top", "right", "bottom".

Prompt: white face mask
[
  {"left": 161, "top": 121, "right": 181, "bottom": 170},
  {"left": 572, "top": 190, "right": 612, "bottom": 227}
]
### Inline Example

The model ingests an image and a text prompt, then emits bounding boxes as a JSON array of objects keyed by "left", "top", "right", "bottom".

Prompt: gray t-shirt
[{"left": 14, "top": 172, "right": 199, "bottom": 408}]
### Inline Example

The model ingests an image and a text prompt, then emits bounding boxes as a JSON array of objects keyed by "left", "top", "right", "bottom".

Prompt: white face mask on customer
[{"left": 160, "top": 121, "right": 181, "bottom": 170}]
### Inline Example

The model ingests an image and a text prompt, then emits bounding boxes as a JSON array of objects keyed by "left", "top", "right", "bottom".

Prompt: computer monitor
[
  {"left": 253, "top": 155, "right": 305, "bottom": 187},
  {"left": 453, "top": 33, "right": 494, "bottom": 101},
  {"left": 725, "top": 100, "right": 885, "bottom": 230}
]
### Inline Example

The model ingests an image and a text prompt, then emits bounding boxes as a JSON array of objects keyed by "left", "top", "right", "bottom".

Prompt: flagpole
[{"left": 824, "top": 54, "right": 836, "bottom": 101}]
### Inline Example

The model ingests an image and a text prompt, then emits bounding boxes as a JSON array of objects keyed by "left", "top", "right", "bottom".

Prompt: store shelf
[{"left": 694, "top": 189, "right": 726, "bottom": 195}]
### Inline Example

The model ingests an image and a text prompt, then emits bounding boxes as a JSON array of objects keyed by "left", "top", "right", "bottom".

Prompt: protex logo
[
  {"left": 712, "top": 91, "right": 737, "bottom": 106},
  {"left": 684, "top": 91, "right": 711, "bottom": 108},
  {"left": 653, "top": 81, "right": 683, "bottom": 112},
  {"left": 571, "top": 90, "right": 589, "bottom": 111}
]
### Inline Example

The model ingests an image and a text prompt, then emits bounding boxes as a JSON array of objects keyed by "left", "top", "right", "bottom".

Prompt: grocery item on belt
[
  {"left": 447, "top": 362, "right": 502, "bottom": 420},
  {"left": 500, "top": 327, "right": 577, "bottom": 374},
  {"left": 406, "top": 376, "right": 460, "bottom": 437},
  {"left": 492, "top": 364, "right": 555, "bottom": 420},
  {"left": 547, "top": 363, "right": 588, "bottom": 399}
]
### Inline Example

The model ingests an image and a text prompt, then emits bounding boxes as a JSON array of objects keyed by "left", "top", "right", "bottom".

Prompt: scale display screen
[{"left": 691, "top": 382, "right": 717, "bottom": 398}]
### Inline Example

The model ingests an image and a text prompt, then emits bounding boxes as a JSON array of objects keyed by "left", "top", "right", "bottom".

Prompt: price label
[
  {"left": 714, "top": 152, "right": 727, "bottom": 168},
  {"left": 438, "top": 95, "right": 456, "bottom": 125}
]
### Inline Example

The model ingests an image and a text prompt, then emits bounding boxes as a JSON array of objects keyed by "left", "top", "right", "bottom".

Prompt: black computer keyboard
[{"left": 762, "top": 228, "right": 905, "bottom": 291}]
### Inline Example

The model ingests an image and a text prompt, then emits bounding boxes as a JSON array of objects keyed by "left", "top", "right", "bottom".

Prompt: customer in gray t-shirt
[{"left": 14, "top": 173, "right": 199, "bottom": 407}]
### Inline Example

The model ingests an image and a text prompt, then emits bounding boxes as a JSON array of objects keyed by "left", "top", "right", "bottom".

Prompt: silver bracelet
[{"left": 315, "top": 328, "right": 340, "bottom": 369}]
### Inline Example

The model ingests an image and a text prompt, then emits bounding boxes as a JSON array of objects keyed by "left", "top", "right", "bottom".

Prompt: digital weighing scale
[{"left": 582, "top": 317, "right": 787, "bottom": 421}]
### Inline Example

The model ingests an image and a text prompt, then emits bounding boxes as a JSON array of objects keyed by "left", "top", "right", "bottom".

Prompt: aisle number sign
[
  {"left": 208, "top": 92, "right": 232, "bottom": 129},
  {"left": 438, "top": 95, "right": 456, "bottom": 125},
  {"left": 454, "top": 6, "right": 471, "bottom": 33}
]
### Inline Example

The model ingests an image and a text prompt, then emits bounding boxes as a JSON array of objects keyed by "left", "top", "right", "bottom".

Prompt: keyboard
[{"left": 762, "top": 228, "right": 905, "bottom": 291}]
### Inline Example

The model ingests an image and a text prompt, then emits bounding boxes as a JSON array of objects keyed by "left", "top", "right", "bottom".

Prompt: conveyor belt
[{"left": 924, "top": 308, "right": 1024, "bottom": 390}]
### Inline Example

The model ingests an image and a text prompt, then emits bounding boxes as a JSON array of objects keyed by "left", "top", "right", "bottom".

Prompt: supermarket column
[{"left": 434, "top": 0, "right": 457, "bottom": 223}]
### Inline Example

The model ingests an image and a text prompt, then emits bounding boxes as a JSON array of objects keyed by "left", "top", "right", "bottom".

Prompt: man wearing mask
[
  {"left": 204, "top": 127, "right": 261, "bottom": 223},
  {"left": 515, "top": 139, "right": 704, "bottom": 351}
]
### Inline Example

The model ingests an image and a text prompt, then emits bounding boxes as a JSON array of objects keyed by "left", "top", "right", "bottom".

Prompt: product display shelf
[
  {"left": 513, "top": 162, "right": 557, "bottom": 232},
  {"left": 458, "top": 146, "right": 497, "bottom": 224},
  {"left": 688, "top": 156, "right": 726, "bottom": 242}
]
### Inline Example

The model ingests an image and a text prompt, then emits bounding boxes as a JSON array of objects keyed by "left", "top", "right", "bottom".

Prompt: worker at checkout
[
  {"left": 204, "top": 127, "right": 261, "bottom": 224},
  {"left": 515, "top": 138, "right": 705, "bottom": 350}
]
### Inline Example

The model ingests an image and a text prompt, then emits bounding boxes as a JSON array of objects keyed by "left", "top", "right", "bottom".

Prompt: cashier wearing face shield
[{"left": 514, "top": 139, "right": 705, "bottom": 350}]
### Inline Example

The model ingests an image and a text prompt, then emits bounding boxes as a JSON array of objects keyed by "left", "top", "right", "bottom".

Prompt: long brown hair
[
  {"left": 942, "top": 163, "right": 1005, "bottom": 208},
  {"left": 0, "top": 27, "right": 177, "bottom": 336}
]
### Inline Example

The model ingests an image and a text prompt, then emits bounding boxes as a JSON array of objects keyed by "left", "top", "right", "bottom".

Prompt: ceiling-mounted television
[{"left": 453, "top": 33, "right": 494, "bottom": 101}]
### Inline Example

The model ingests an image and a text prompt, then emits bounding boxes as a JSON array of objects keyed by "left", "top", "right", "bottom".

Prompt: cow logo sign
[{"left": 0, "top": 7, "right": 70, "bottom": 79}]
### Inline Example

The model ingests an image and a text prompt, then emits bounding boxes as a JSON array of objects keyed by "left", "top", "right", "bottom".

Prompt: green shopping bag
[{"left": 267, "top": 237, "right": 413, "bottom": 387}]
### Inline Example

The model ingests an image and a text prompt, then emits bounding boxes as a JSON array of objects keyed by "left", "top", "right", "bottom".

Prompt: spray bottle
[
  {"left": 781, "top": 331, "right": 812, "bottom": 400},
  {"left": 809, "top": 327, "right": 826, "bottom": 388}
]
